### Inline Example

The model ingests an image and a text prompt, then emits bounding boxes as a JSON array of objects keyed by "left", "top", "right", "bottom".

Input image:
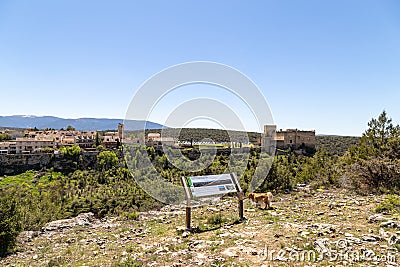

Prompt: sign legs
[
  {"left": 185, "top": 206, "right": 191, "bottom": 230},
  {"left": 238, "top": 198, "right": 244, "bottom": 221}
]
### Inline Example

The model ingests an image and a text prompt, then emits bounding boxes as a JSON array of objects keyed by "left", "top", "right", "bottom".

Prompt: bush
[
  {"left": 344, "top": 111, "right": 400, "bottom": 194},
  {"left": 207, "top": 214, "right": 226, "bottom": 225},
  {"left": 97, "top": 150, "right": 119, "bottom": 171},
  {"left": 0, "top": 133, "right": 12, "bottom": 142},
  {"left": 347, "top": 158, "right": 400, "bottom": 194},
  {"left": 0, "top": 194, "right": 22, "bottom": 256},
  {"left": 115, "top": 258, "right": 143, "bottom": 267},
  {"left": 59, "top": 145, "right": 81, "bottom": 160},
  {"left": 126, "top": 211, "right": 139, "bottom": 221},
  {"left": 375, "top": 195, "right": 400, "bottom": 214}
]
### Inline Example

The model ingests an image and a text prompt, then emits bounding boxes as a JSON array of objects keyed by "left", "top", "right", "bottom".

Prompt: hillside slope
[
  {"left": 316, "top": 135, "right": 360, "bottom": 156},
  {"left": 2, "top": 189, "right": 399, "bottom": 266}
]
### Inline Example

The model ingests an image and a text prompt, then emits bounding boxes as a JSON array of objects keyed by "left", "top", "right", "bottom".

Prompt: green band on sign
[{"left": 187, "top": 177, "right": 193, "bottom": 187}]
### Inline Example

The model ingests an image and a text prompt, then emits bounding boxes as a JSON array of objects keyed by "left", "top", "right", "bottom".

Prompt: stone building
[
  {"left": 262, "top": 125, "right": 277, "bottom": 155},
  {"left": 101, "top": 123, "right": 124, "bottom": 149},
  {"left": 15, "top": 137, "right": 55, "bottom": 154},
  {"left": 0, "top": 124, "right": 126, "bottom": 154},
  {"left": 262, "top": 125, "right": 316, "bottom": 152},
  {"left": 0, "top": 142, "right": 10, "bottom": 154},
  {"left": 146, "top": 133, "right": 176, "bottom": 147},
  {"left": 102, "top": 132, "right": 121, "bottom": 148},
  {"left": 118, "top": 123, "right": 124, "bottom": 141},
  {"left": 277, "top": 128, "right": 316, "bottom": 150}
]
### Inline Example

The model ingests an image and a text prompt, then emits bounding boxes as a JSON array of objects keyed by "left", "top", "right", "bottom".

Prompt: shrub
[
  {"left": 347, "top": 158, "right": 400, "bottom": 194},
  {"left": 115, "top": 258, "right": 143, "bottom": 267},
  {"left": 375, "top": 195, "right": 400, "bottom": 214},
  {"left": 0, "top": 133, "right": 12, "bottom": 142},
  {"left": 59, "top": 145, "right": 81, "bottom": 159},
  {"left": 207, "top": 214, "right": 226, "bottom": 225},
  {"left": 0, "top": 194, "right": 22, "bottom": 256},
  {"left": 126, "top": 211, "right": 139, "bottom": 221},
  {"left": 97, "top": 150, "right": 119, "bottom": 171},
  {"left": 344, "top": 111, "right": 400, "bottom": 194}
]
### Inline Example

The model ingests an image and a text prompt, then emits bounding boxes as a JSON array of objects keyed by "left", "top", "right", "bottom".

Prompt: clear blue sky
[{"left": 1, "top": 0, "right": 399, "bottom": 136}]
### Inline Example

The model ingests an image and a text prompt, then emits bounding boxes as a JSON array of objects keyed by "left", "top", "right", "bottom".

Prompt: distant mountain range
[{"left": 0, "top": 115, "right": 165, "bottom": 130}]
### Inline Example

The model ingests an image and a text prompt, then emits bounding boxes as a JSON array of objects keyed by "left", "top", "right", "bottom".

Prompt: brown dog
[{"left": 248, "top": 192, "right": 273, "bottom": 209}]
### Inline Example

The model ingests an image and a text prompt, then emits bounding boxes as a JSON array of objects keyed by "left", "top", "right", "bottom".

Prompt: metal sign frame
[{"left": 181, "top": 173, "right": 245, "bottom": 230}]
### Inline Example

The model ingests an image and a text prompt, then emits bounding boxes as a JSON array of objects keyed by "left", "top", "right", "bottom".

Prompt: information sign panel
[
  {"left": 187, "top": 174, "right": 237, "bottom": 198},
  {"left": 181, "top": 173, "right": 244, "bottom": 230}
]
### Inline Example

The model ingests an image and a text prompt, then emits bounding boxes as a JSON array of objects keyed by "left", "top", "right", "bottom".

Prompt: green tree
[
  {"left": 296, "top": 149, "right": 340, "bottom": 188},
  {"left": 361, "top": 110, "right": 400, "bottom": 156},
  {"left": 95, "top": 132, "right": 102, "bottom": 147},
  {"left": 97, "top": 150, "right": 119, "bottom": 171},
  {"left": 59, "top": 145, "right": 81, "bottom": 169},
  {"left": 0, "top": 133, "right": 12, "bottom": 141},
  {"left": 59, "top": 145, "right": 81, "bottom": 158},
  {"left": 345, "top": 111, "right": 400, "bottom": 193},
  {"left": 66, "top": 125, "right": 75, "bottom": 131},
  {"left": 146, "top": 146, "right": 156, "bottom": 161},
  {"left": 0, "top": 195, "right": 22, "bottom": 256}
]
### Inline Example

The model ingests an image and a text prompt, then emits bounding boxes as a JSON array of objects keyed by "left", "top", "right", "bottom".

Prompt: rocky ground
[{"left": 1, "top": 189, "right": 400, "bottom": 267}]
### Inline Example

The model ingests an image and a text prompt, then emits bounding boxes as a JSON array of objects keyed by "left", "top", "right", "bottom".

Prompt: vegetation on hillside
[
  {"left": 316, "top": 135, "right": 359, "bottom": 156},
  {"left": 343, "top": 111, "right": 400, "bottom": 194},
  {"left": 145, "top": 128, "right": 261, "bottom": 144},
  {"left": 1, "top": 111, "right": 399, "bottom": 256},
  {"left": 0, "top": 194, "right": 21, "bottom": 256},
  {"left": 0, "top": 150, "right": 160, "bottom": 256}
]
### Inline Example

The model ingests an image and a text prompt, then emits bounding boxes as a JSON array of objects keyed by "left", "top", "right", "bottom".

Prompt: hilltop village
[
  {"left": 0, "top": 124, "right": 316, "bottom": 155},
  {"left": 0, "top": 124, "right": 124, "bottom": 154}
]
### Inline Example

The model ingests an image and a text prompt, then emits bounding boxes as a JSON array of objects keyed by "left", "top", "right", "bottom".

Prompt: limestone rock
[{"left": 368, "top": 214, "right": 386, "bottom": 223}]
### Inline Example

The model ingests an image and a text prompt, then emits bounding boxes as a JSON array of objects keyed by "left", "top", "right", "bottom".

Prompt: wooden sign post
[{"left": 181, "top": 173, "right": 244, "bottom": 231}]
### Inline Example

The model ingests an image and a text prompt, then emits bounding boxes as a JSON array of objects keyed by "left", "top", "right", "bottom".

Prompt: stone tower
[
  {"left": 262, "top": 125, "right": 277, "bottom": 155},
  {"left": 118, "top": 123, "right": 124, "bottom": 142}
]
